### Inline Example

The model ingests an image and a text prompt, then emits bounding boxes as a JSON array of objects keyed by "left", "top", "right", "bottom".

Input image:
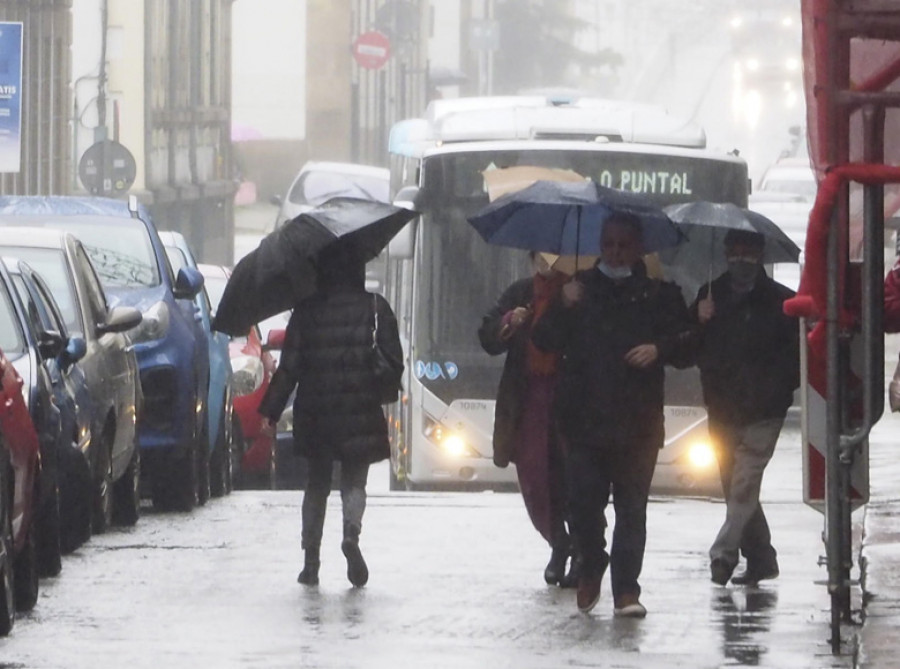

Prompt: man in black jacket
[
  {"left": 690, "top": 229, "right": 799, "bottom": 587},
  {"left": 533, "top": 213, "right": 693, "bottom": 617}
]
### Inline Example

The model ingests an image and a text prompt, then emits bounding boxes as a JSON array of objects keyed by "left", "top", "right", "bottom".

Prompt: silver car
[{"left": 0, "top": 228, "right": 143, "bottom": 537}]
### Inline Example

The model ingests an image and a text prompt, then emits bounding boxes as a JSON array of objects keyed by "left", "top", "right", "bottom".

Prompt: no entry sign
[{"left": 353, "top": 30, "right": 391, "bottom": 70}]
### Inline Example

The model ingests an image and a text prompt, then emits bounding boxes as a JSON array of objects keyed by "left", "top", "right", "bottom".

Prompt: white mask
[{"left": 596, "top": 262, "right": 632, "bottom": 280}]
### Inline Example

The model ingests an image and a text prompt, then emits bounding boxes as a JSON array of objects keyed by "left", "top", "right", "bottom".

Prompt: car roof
[
  {"left": 0, "top": 226, "right": 73, "bottom": 250},
  {"left": 0, "top": 194, "right": 150, "bottom": 220}
]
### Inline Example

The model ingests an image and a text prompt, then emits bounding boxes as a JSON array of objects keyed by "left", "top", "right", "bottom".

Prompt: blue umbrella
[{"left": 466, "top": 179, "right": 684, "bottom": 255}]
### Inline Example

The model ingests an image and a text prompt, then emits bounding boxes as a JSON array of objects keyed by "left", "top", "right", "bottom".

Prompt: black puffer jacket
[
  {"left": 532, "top": 265, "right": 693, "bottom": 446},
  {"left": 689, "top": 272, "right": 799, "bottom": 426},
  {"left": 258, "top": 284, "right": 402, "bottom": 464}
]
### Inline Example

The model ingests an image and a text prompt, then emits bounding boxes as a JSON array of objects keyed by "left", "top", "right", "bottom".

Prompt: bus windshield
[{"left": 411, "top": 147, "right": 748, "bottom": 404}]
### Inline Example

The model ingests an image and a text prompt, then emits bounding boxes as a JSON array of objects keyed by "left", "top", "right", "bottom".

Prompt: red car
[
  {"left": 197, "top": 264, "right": 278, "bottom": 488},
  {"left": 0, "top": 347, "right": 41, "bottom": 636}
]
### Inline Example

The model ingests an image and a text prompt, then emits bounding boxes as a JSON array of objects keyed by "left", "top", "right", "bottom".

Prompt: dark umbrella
[
  {"left": 212, "top": 197, "right": 417, "bottom": 336},
  {"left": 466, "top": 179, "right": 684, "bottom": 256},
  {"left": 660, "top": 201, "right": 801, "bottom": 283}
]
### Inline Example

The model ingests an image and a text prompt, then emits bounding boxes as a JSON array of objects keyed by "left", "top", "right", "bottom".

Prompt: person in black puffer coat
[{"left": 258, "top": 243, "right": 402, "bottom": 588}]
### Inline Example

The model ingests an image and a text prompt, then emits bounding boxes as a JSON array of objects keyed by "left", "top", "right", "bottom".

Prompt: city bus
[{"left": 383, "top": 95, "right": 749, "bottom": 493}]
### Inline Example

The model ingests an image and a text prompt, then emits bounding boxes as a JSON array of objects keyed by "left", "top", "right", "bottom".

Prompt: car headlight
[
  {"left": 423, "top": 414, "right": 479, "bottom": 458},
  {"left": 687, "top": 441, "right": 717, "bottom": 469},
  {"left": 231, "top": 355, "right": 264, "bottom": 396},
  {"left": 130, "top": 301, "right": 170, "bottom": 344}
]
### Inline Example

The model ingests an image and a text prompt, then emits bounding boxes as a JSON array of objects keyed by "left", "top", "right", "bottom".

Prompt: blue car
[
  {"left": 0, "top": 196, "right": 210, "bottom": 513},
  {"left": 159, "top": 230, "right": 234, "bottom": 499}
]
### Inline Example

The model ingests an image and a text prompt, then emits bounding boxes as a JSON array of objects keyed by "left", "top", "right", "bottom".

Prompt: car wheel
[
  {"left": 209, "top": 409, "right": 229, "bottom": 498},
  {"left": 35, "top": 446, "right": 62, "bottom": 576},
  {"left": 153, "top": 447, "right": 197, "bottom": 513},
  {"left": 0, "top": 461, "right": 16, "bottom": 636},
  {"left": 92, "top": 432, "right": 114, "bottom": 534},
  {"left": 111, "top": 443, "right": 140, "bottom": 526},
  {"left": 197, "top": 422, "right": 210, "bottom": 507},
  {"left": 59, "top": 444, "right": 92, "bottom": 554},
  {"left": 13, "top": 515, "right": 38, "bottom": 612}
]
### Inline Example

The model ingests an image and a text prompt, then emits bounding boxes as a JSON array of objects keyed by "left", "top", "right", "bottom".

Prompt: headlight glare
[
  {"left": 687, "top": 441, "right": 717, "bottom": 469},
  {"left": 423, "top": 414, "right": 479, "bottom": 458}
]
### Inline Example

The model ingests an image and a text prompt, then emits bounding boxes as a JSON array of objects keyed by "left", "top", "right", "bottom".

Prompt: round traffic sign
[
  {"left": 352, "top": 30, "right": 391, "bottom": 70},
  {"left": 78, "top": 140, "right": 136, "bottom": 195}
]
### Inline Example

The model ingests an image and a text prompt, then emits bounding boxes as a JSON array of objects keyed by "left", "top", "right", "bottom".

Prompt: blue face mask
[{"left": 597, "top": 261, "right": 632, "bottom": 280}]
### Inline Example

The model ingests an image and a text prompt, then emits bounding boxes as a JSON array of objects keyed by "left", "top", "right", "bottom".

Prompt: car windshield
[
  {"left": 1, "top": 247, "right": 81, "bottom": 334},
  {"left": 0, "top": 279, "right": 25, "bottom": 356},
  {"left": 289, "top": 170, "right": 389, "bottom": 206}
]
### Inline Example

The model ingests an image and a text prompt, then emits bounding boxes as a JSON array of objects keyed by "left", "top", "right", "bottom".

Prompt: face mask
[
  {"left": 597, "top": 262, "right": 632, "bottom": 280},
  {"left": 728, "top": 260, "right": 760, "bottom": 289}
]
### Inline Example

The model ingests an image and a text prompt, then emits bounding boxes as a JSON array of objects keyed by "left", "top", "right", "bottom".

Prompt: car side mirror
[
  {"left": 269, "top": 194, "right": 283, "bottom": 207},
  {"left": 99, "top": 305, "right": 143, "bottom": 335},
  {"left": 263, "top": 328, "right": 286, "bottom": 351},
  {"left": 173, "top": 266, "right": 204, "bottom": 300},
  {"left": 62, "top": 336, "right": 87, "bottom": 366},
  {"left": 37, "top": 330, "right": 66, "bottom": 361}
]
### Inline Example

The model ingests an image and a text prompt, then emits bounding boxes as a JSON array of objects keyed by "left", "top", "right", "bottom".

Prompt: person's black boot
[
  {"left": 559, "top": 549, "right": 582, "bottom": 589},
  {"left": 341, "top": 523, "right": 369, "bottom": 587},
  {"left": 297, "top": 547, "right": 320, "bottom": 586},
  {"left": 544, "top": 543, "right": 569, "bottom": 585}
]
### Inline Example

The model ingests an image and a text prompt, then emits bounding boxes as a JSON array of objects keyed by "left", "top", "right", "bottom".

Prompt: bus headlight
[
  {"left": 687, "top": 441, "right": 717, "bottom": 469},
  {"left": 423, "top": 414, "right": 479, "bottom": 458}
]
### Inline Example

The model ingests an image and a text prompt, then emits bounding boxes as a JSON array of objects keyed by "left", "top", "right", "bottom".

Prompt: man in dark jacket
[
  {"left": 258, "top": 243, "right": 403, "bottom": 588},
  {"left": 690, "top": 229, "right": 799, "bottom": 587},
  {"left": 532, "top": 213, "right": 693, "bottom": 617}
]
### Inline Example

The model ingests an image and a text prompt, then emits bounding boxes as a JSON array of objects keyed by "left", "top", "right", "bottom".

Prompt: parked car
[
  {"left": 0, "top": 196, "right": 209, "bottom": 513},
  {"left": 0, "top": 254, "right": 81, "bottom": 577},
  {"left": 159, "top": 231, "right": 233, "bottom": 499},
  {"left": 0, "top": 230, "right": 143, "bottom": 543},
  {"left": 0, "top": 347, "right": 41, "bottom": 635},
  {"left": 197, "top": 263, "right": 278, "bottom": 488},
  {"left": 270, "top": 161, "right": 390, "bottom": 230}
]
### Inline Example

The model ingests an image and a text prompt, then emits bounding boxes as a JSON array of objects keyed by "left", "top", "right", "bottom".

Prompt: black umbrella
[
  {"left": 659, "top": 201, "right": 801, "bottom": 284},
  {"left": 212, "top": 197, "right": 417, "bottom": 336}
]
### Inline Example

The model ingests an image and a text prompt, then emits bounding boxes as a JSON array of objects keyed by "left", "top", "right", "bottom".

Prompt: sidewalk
[{"left": 855, "top": 366, "right": 900, "bottom": 668}]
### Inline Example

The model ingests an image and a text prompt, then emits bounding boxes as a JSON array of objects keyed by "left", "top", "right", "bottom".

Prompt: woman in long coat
[
  {"left": 259, "top": 243, "right": 402, "bottom": 588},
  {"left": 478, "top": 252, "right": 574, "bottom": 586}
]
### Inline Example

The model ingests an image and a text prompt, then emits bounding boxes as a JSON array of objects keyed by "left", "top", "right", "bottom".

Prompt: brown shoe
[
  {"left": 576, "top": 573, "right": 603, "bottom": 613},
  {"left": 613, "top": 593, "right": 647, "bottom": 618}
]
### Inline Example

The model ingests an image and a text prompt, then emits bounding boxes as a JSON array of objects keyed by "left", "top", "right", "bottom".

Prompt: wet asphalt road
[{"left": 0, "top": 418, "right": 861, "bottom": 669}]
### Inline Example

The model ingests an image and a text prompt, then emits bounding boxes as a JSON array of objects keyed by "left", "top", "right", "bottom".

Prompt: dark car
[
  {"left": 0, "top": 238, "right": 142, "bottom": 547},
  {"left": 0, "top": 196, "right": 209, "bottom": 513},
  {"left": 0, "top": 347, "right": 41, "bottom": 635}
]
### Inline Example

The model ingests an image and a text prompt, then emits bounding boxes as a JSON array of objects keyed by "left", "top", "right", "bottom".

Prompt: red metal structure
[{"left": 787, "top": 0, "right": 900, "bottom": 652}]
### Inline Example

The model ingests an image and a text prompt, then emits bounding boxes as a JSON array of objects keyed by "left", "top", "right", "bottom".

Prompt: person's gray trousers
[
  {"left": 708, "top": 416, "right": 784, "bottom": 569},
  {"left": 301, "top": 456, "right": 370, "bottom": 550}
]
